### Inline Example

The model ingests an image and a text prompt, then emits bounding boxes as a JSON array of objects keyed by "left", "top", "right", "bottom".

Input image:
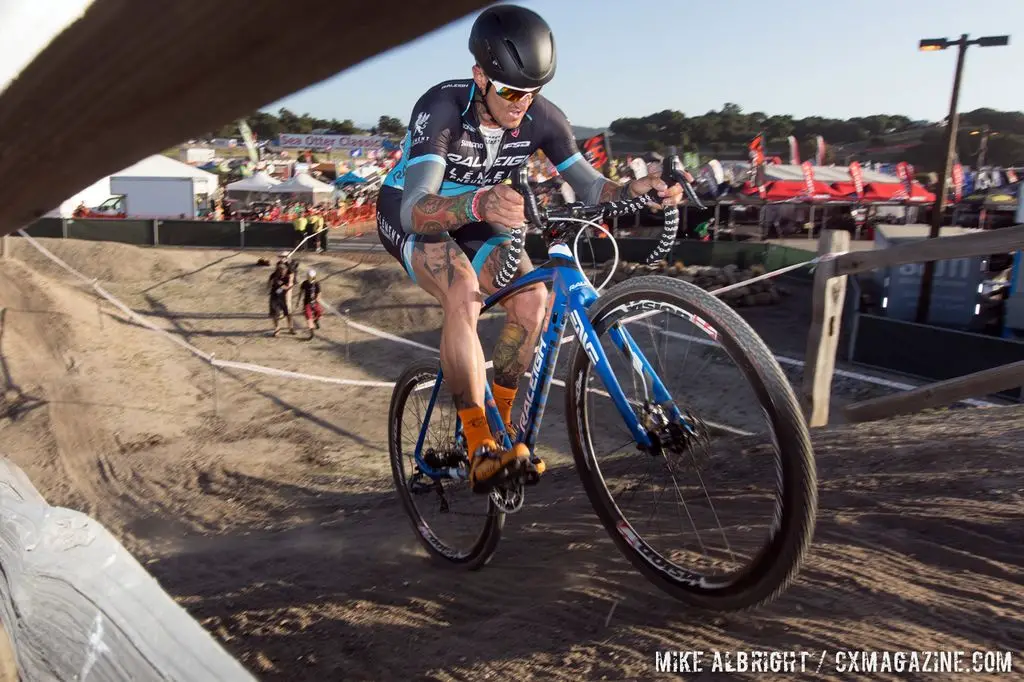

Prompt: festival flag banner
[
  {"left": 237, "top": 119, "right": 259, "bottom": 163},
  {"left": 579, "top": 132, "right": 611, "bottom": 175},
  {"left": 801, "top": 161, "right": 816, "bottom": 198},
  {"left": 952, "top": 159, "right": 964, "bottom": 203},
  {"left": 814, "top": 135, "right": 826, "bottom": 166},
  {"left": 849, "top": 161, "right": 864, "bottom": 199},
  {"left": 788, "top": 135, "right": 800, "bottom": 165},
  {"left": 748, "top": 134, "right": 767, "bottom": 199},
  {"left": 895, "top": 161, "right": 910, "bottom": 200}
]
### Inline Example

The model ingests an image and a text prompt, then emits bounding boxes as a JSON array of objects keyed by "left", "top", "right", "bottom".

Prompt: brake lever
[
  {"left": 663, "top": 148, "right": 706, "bottom": 210},
  {"left": 512, "top": 165, "right": 545, "bottom": 228}
]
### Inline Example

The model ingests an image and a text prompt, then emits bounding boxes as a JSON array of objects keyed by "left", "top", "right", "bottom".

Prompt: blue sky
[{"left": 268, "top": 0, "right": 1022, "bottom": 129}]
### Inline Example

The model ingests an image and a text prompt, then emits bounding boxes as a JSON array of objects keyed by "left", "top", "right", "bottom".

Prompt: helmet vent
[{"left": 504, "top": 39, "right": 526, "bottom": 70}]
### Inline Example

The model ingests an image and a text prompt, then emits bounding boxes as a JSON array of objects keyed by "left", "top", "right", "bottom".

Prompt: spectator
[
  {"left": 293, "top": 208, "right": 308, "bottom": 248},
  {"left": 268, "top": 262, "right": 295, "bottom": 336},
  {"left": 276, "top": 250, "right": 299, "bottom": 315},
  {"left": 299, "top": 269, "right": 323, "bottom": 340}
]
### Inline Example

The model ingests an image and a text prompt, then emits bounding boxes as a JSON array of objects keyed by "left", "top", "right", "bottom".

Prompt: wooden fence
[{"left": 801, "top": 223, "right": 1024, "bottom": 426}]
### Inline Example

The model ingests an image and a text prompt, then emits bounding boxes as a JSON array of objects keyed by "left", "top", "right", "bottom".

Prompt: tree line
[
  {"left": 205, "top": 104, "right": 1024, "bottom": 171},
  {"left": 608, "top": 104, "right": 1024, "bottom": 170},
  {"left": 204, "top": 110, "right": 406, "bottom": 140}
]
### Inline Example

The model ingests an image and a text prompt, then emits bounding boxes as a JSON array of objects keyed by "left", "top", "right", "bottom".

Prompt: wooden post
[
  {"left": 800, "top": 228, "right": 851, "bottom": 427},
  {"left": 844, "top": 360, "right": 1024, "bottom": 423}
]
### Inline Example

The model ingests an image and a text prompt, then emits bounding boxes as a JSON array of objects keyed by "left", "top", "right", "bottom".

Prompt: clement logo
[{"left": 377, "top": 215, "right": 400, "bottom": 245}]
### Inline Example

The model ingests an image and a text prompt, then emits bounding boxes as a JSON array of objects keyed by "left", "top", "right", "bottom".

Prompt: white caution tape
[
  {"left": 708, "top": 260, "right": 812, "bottom": 297},
  {"left": 213, "top": 358, "right": 394, "bottom": 387},
  {"left": 18, "top": 230, "right": 998, "bottom": 411},
  {"left": 345, "top": 318, "right": 440, "bottom": 354},
  {"left": 16, "top": 229, "right": 400, "bottom": 389},
  {"left": 647, "top": 326, "right": 999, "bottom": 408}
]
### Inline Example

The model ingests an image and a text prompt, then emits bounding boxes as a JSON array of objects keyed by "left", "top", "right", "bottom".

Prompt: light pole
[
  {"left": 969, "top": 125, "right": 997, "bottom": 167},
  {"left": 914, "top": 33, "right": 1009, "bottom": 324}
]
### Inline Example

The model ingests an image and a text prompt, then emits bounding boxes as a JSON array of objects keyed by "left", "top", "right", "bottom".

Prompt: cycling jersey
[{"left": 377, "top": 78, "right": 609, "bottom": 279}]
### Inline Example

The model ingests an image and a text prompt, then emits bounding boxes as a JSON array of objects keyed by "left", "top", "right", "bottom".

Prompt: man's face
[{"left": 472, "top": 65, "right": 535, "bottom": 129}]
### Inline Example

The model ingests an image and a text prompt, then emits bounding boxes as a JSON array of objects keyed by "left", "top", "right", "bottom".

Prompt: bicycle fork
[{"left": 569, "top": 302, "right": 695, "bottom": 449}]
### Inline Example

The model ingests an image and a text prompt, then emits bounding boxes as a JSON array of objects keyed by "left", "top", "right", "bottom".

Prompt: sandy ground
[{"left": 0, "top": 237, "right": 1021, "bottom": 681}]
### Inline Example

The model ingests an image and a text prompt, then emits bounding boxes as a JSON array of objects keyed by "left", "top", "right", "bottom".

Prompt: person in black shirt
[
  {"left": 299, "top": 269, "right": 323, "bottom": 339},
  {"left": 268, "top": 262, "right": 295, "bottom": 336},
  {"left": 374, "top": 5, "right": 684, "bottom": 492}
]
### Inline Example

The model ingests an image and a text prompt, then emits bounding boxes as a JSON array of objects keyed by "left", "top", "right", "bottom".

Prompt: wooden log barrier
[{"left": 0, "top": 457, "right": 254, "bottom": 681}]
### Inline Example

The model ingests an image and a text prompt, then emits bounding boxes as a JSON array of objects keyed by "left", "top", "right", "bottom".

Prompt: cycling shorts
[{"left": 375, "top": 186, "right": 511, "bottom": 283}]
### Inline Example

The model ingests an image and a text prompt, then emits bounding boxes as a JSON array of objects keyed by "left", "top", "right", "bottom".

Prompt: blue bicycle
[{"left": 389, "top": 155, "right": 817, "bottom": 611}]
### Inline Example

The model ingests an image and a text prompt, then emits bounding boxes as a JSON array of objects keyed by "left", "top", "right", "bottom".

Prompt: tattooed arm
[{"left": 407, "top": 193, "right": 477, "bottom": 235}]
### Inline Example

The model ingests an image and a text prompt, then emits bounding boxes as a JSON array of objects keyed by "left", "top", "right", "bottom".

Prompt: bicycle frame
[{"left": 410, "top": 239, "right": 685, "bottom": 482}]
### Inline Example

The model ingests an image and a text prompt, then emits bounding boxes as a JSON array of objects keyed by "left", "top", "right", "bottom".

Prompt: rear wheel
[
  {"left": 566, "top": 275, "right": 817, "bottom": 610},
  {"left": 389, "top": 359, "right": 504, "bottom": 569}
]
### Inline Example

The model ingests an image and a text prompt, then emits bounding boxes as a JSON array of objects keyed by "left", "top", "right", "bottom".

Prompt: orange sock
[
  {"left": 458, "top": 406, "right": 493, "bottom": 455},
  {"left": 492, "top": 383, "right": 517, "bottom": 428}
]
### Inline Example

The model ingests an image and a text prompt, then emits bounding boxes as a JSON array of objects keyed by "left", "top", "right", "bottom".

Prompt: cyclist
[{"left": 376, "top": 4, "right": 682, "bottom": 493}]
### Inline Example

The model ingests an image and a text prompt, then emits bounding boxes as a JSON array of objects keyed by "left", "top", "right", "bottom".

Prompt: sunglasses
[{"left": 488, "top": 78, "right": 540, "bottom": 103}]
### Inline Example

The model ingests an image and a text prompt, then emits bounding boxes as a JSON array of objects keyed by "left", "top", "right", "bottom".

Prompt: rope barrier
[
  {"left": 17, "top": 229, "right": 398, "bottom": 388},
  {"left": 14, "top": 230, "right": 1000, "bottom": 411}
]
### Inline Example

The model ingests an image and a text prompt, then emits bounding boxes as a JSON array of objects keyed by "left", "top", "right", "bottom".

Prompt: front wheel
[
  {"left": 566, "top": 275, "right": 817, "bottom": 611},
  {"left": 389, "top": 359, "right": 504, "bottom": 570}
]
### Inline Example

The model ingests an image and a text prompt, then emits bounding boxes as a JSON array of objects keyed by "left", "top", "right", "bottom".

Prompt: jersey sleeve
[
  {"left": 536, "top": 98, "right": 585, "bottom": 175},
  {"left": 403, "top": 88, "right": 460, "bottom": 167},
  {"left": 393, "top": 88, "right": 461, "bottom": 231},
  {"left": 537, "top": 99, "right": 611, "bottom": 204}
]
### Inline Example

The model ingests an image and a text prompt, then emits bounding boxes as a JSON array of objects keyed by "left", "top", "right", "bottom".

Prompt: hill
[{"left": 1, "top": 237, "right": 1019, "bottom": 679}]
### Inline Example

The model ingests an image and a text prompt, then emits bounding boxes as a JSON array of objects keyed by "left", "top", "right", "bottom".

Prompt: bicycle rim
[
  {"left": 566, "top": 275, "right": 817, "bottom": 610},
  {"left": 389, "top": 359, "right": 504, "bottom": 569}
]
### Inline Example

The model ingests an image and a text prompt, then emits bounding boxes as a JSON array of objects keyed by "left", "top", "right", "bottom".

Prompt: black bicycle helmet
[{"left": 468, "top": 4, "right": 556, "bottom": 90}]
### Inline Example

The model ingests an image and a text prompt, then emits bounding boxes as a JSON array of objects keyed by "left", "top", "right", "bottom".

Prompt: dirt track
[{"left": 0, "top": 238, "right": 1021, "bottom": 681}]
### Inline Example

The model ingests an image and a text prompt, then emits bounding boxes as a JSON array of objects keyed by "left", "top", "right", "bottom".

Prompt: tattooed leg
[
  {"left": 479, "top": 239, "right": 549, "bottom": 390},
  {"left": 409, "top": 237, "right": 487, "bottom": 411}
]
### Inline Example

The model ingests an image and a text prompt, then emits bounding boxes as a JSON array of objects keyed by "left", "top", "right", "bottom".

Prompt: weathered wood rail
[
  {"left": 0, "top": 0, "right": 490, "bottom": 237},
  {"left": 0, "top": 457, "right": 255, "bottom": 680},
  {"left": 801, "top": 223, "right": 1024, "bottom": 426}
]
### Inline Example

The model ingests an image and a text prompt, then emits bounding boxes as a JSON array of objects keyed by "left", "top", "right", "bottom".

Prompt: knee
[
  {"left": 441, "top": 271, "right": 482, "bottom": 317},
  {"left": 507, "top": 284, "right": 548, "bottom": 332}
]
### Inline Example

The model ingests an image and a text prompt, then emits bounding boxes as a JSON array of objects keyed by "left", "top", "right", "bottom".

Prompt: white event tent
[
  {"left": 47, "top": 154, "right": 220, "bottom": 217},
  {"left": 226, "top": 171, "right": 281, "bottom": 193},
  {"left": 268, "top": 172, "right": 335, "bottom": 204},
  {"left": 225, "top": 171, "right": 282, "bottom": 206},
  {"left": 112, "top": 154, "right": 220, "bottom": 196}
]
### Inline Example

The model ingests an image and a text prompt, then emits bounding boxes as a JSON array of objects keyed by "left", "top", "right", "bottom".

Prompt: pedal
[{"left": 523, "top": 456, "right": 544, "bottom": 486}]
